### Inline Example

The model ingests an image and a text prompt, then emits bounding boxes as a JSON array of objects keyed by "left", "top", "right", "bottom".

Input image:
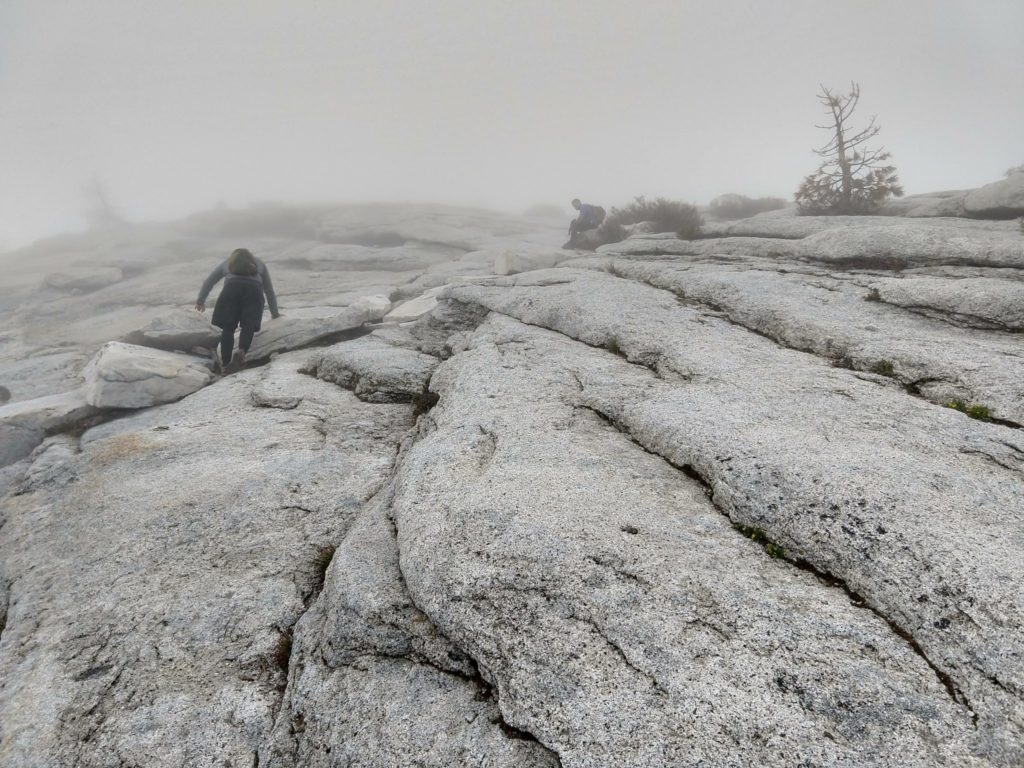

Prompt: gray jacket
[{"left": 197, "top": 258, "right": 279, "bottom": 317}]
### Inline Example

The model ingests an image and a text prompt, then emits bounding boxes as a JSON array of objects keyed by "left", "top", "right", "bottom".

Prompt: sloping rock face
[
  {"left": 1, "top": 203, "right": 1022, "bottom": 767},
  {"left": 43, "top": 265, "right": 124, "bottom": 292},
  {"left": 83, "top": 342, "right": 213, "bottom": 408},
  {"left": 0, "top": 355, "right": 415, "bottom": 766},
  {"left": 964, "top": 174, "right": 1024, "bottom": 219}
]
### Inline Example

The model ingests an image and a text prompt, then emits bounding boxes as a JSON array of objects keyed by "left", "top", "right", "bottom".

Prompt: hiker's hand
[{"left": 195, "top": 302, "right": 205, "bottom": 313}]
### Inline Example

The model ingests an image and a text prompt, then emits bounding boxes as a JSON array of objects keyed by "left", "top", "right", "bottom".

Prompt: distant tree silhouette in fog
[
  {"left": 795, "top": 83, "right": 903, "bottom": 215},
  {"left": 83, "top": 177, "right": 124, "bottom": 229}
]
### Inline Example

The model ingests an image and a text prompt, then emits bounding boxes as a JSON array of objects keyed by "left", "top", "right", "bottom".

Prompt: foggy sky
[{"left": 1, "top": 0, "right": 1021, "bottom": 248}]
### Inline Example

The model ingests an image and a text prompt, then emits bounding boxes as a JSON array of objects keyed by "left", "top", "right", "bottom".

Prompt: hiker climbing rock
[
  {"left": 565, "top": 198, "right": 605, "bottom": 247},
  {"left": 195, "top": 248, "right": 280, "bottom": 373}
]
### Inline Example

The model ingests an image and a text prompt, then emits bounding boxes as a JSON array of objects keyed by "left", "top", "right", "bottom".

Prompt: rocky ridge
[{"left": 0, "top": 202, "right": 1021, "bottom": 766}]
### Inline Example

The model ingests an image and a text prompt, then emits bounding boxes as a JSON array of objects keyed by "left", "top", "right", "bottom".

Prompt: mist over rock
[{"left": 1, "top": 201, "right": 1022, "bottom": 766}]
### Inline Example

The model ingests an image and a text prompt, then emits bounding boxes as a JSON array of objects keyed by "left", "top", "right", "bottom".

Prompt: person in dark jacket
[
  {"left": 567, "top": 198, "right": 605, "bottom": 246},
  {"left": 195, "top": 248, "right": 280, "bottom": 372}
]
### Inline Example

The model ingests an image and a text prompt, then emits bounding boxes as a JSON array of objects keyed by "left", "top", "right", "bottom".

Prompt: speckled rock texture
[{"left": 1, "top": 202, "right": 1021, "bottom": 767}]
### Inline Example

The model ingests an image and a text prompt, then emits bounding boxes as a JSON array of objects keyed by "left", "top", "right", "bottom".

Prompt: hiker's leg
[
  {"left": 220, "top": 323, "right": 236, "bottom": 366},
  {"left": 238, "top": 287, "right": 264, "bottom": 353},
  {"left": 238, "top": 321, "right": 256, "bottom": 353}
]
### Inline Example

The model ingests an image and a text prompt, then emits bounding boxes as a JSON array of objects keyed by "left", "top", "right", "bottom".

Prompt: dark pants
[
  {"left": 569, "top": 216, "right": 598, "bottom": 242},
  {"left": 212, "top": 279, "right": 264, "bottom": 365}
]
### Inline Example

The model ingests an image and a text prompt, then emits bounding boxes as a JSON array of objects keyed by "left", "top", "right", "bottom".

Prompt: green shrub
[
  {"left": 864, "top": 287, "right": 882, "bottom": 302},
  {"left": 870, "top": 359, "right": 895, "bottom": 377},
  {"left": 708, "top": 194, "right": 789, "bottom": 220},
  {"left": 570, "top": 196, "right": 702, "bottom": 250},
  {"left": 603, "top": 196, "right": 702, "bottom": 243},
  {"left": 946, "top": 400, "right": 992, "bottom": 421}
]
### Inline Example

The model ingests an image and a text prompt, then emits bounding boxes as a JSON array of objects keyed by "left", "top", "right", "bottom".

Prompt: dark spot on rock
[
  {"left": 916, "top": 594, "right": 929, "bottom": 603},
  {"left": 876, "top": 524, "right": 887, "bottom": 534},
  {"left": 491, "top": 717, "right": 536, "bottom": 741},
  {"left": 934, "top": 617, "right": 951, "bottom": 629},
  {"left": 74, "top": 664, "right": 113, "bottom": 681},
  {"left": 621, "top": 525, "right": 639, "bottom": 535}
]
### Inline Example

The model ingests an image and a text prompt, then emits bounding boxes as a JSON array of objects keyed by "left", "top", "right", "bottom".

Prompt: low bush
[
  {"left": 606, "top": 196, "right": 702, "bottom": 239},
  {"left": 708, "top": 194, "right": 788, "bottom": 220},
  {"left": 570, "top": 196, "right": 701, "bottom": 250}
]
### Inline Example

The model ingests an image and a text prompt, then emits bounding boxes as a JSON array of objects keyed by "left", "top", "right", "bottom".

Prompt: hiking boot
[{"left": 226, "top": 349, "right": 246, "bottom": 374}]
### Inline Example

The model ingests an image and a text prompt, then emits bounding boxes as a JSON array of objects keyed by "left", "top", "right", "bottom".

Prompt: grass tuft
[
  {"left": 733, "top": 523, "right": 786, "bottom": 559},
  {"left": 946, "top": 400, "right": 992, "bottom": 421}
]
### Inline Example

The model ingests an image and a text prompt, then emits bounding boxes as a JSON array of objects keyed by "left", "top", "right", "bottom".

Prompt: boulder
[
  {"left": 0, "top": 389, "right": 97, "bottom": 467},
  {"left": 493, "top": 248, "right": 566, "bottom": 276},
  {"left": 122, "top": 307, "right": 220, "bottom": 352},
  {"left": 796, "top": 224, "right": 1024, "bottom": 269},
  {"left": 246, "top": 295, "right": 390, "bottom": 361},
  {"left": 384, "top": 287, "right": 443, "bottom": 323},
  {"left": 881, "top": 190, "right": 967, "bottom": 218},
  {"left": 964, "top": 174, "right": 1024, "bottom": 219},
  {"left": 304, "top": 335, "right": 438, "bottom": 403},
  {"left": 870, "top": 276, "right": 1024, "bottom": 331},
  {"left": 83, "top": 342, "right": 213, "bottom": 409}
]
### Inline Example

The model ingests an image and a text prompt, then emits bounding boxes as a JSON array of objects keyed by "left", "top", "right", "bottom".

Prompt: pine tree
[{"left": 795, "top": 83, "right": 903, "bottom": 215}]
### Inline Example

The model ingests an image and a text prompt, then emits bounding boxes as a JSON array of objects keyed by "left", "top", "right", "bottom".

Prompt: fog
[{"left": 1, "top": 0, "right": 1021, "bottom": 248}]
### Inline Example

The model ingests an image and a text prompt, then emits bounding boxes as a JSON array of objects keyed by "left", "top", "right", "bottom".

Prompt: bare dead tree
[
  {"left": 83, "top": 176, "right": 124, "bottom": 229},
  {"left": 795, "top": 82, "right": 903, "bottom": 215}
]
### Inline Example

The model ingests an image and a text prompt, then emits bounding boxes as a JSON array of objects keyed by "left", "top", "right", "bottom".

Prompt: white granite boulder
[
  {"left": 83, "top": 342, "right": 213, "bottom": 408},
  {"left": 493, "top": 248, "right": 566, "bottom": 276},
  {"left": 384, "top": 287, "right": 443, "bottom": 323},
  {"left": 964, "top": 174, "right": 1024, "bottom": 219},
  {"left": 246, "top": 295, "right": 390, "bottom": 361},
  {"left": 122, "top": 307, "right": 220, "bottom": 352},
  {"left": 0, "top": 390, "right": 97, "bottom": 467}
]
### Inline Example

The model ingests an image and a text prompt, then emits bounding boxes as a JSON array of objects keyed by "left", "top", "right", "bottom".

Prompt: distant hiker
[
  {"left": 195, "top": 248, "right": 280, "bottom": 373},
  {"left": 566, "top": 198, "right": 605, "bottom": 247}
]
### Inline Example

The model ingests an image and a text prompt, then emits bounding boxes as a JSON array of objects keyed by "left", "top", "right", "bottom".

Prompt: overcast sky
[{"left": 1, "top": 0, "right": 1021, "bottom": 247}]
